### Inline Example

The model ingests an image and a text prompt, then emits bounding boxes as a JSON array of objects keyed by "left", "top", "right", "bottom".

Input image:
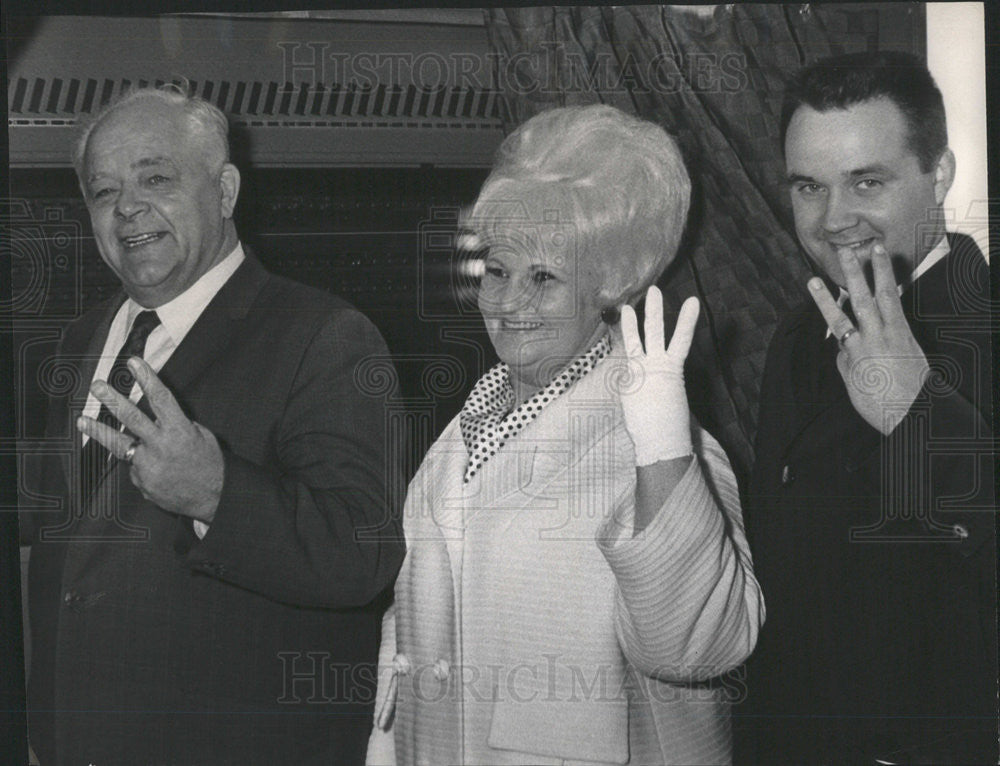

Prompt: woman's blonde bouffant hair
[{"left": 465, "top": 104, "right": 691, "bottom": 305}]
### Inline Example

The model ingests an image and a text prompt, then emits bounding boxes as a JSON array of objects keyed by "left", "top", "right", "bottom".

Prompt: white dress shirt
[{"left": 82, "top": 244, "right": 245, "bottom": 431}]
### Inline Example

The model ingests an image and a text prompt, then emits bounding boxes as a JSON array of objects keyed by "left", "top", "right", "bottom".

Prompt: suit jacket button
[
  {"left": 63, "top": 591, "right": 83, "bottom": 610},
  {"left": 433, "top": 658, "right": 451, "bottom": 681},
  {"left": 781, "top": 464, "right": 794, "bottom": 486}
]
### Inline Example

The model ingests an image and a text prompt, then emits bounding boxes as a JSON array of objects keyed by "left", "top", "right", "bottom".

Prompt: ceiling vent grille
[
  {"left": 8, "top": 16, "right": 507, "bottom": 167},
  {"left": 9, "top": 77, "right": 503, "bottom": 125}
]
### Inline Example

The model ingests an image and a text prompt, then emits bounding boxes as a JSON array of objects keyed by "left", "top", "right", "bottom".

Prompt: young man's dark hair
[{"left": 779, "top": 50, "right": 947, "bottom": 172}]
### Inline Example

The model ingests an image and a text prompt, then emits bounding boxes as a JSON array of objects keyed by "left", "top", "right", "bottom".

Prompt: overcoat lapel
[
  {"left": 463, "top": 351, "right": 620, "bottom": 527},
  {"left": 420, "top": 349, "right": 619, "bottom": 595}
]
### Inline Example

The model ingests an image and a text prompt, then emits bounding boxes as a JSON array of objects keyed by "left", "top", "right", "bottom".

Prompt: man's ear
[
  {"left": 219, "top": 163, "right": 241, "bottom": 219},
  {"left": 932, "top": 148, "right": 955, "bottom": 206}
]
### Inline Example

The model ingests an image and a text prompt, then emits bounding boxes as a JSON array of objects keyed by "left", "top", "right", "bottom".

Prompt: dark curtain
[{"left": 483, "top": 3, "right": 925, "bottom": 481}]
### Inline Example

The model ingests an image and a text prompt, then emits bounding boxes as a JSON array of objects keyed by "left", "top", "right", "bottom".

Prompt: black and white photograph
[{"left": 3, "top": 3, "right": 996, "bottom": 764}]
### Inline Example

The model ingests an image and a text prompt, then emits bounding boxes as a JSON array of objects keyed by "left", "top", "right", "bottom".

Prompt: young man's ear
[{"left": 932, "top": 148, "right": 955, "bottom": 206}]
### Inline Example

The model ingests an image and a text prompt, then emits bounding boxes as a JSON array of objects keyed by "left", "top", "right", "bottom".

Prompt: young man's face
[{"left": 784, "top": 97, "right": 952, "bottom": 288}]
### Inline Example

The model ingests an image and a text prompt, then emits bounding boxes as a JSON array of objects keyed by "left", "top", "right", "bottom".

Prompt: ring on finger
[
  {"left": 123, "top": 439, "right": 140, "bottom": 465},
  {"left": 838, "top": 327, "right": 858, "bottom": 347}
]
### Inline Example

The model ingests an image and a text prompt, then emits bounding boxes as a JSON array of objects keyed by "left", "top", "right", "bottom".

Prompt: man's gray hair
[{"left": 73, "top": 85, "right": 230, "bottom": 180}]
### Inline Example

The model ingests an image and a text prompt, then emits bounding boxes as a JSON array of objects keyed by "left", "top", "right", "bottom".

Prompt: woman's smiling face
[{"left": 477, "top": 213, "right": 606, "bottom": 399}]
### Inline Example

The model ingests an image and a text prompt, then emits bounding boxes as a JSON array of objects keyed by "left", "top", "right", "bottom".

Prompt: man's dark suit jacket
[
  {"left": 738, "top": 233, "right": 997, "bottom": 764},
  {"left": 21, "top": 255, "right": 405, "bottom": 765}
]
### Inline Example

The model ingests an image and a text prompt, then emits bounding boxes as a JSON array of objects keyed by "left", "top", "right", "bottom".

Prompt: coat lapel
[
  {"left": 59, "top": 295, "right": 127, "bottom": 512},
  {"left": 68, "top": 257, "right": 269, "bottom": 573},
  {"left": 465, "top": 349, "right": 621, "bottom": 526},
  {"left": 134, "top": 256, "right": 269, "bottom": 421},
  {"left": 420, "top": 349, "right": 621, "bottom": 593},
  {"left": 30, "top": 295, "right": 125, "bottom": 550},
  {"left": 785, "top": 311, "right": 844, "bottom": 440}
]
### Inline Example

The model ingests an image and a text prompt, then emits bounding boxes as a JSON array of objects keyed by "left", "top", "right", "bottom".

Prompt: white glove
[{"left": 618, "top": 287, "right": 699, "bottom": 466}]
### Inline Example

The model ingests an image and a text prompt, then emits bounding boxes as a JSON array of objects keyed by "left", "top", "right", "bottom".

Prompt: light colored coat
[{"left": 369, "top": 349, "right": 763, "bottom": 765}]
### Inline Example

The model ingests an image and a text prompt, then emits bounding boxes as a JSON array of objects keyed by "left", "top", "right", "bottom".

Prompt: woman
[{"left": 369, "top": 104, "right": 762, "bottom": 765}]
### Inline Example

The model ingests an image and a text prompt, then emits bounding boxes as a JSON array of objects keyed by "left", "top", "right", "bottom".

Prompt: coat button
[
  {"left": 433, "top": 658, "right": 451, "bottom": 681},
  {"left": 63, "top": 591, "right": 82, "bottom": 610},
  {"left": 392, "top": 653, "right": 411, "bottom": 675},
  {"left": 781, "top": 464, "right": 795, "bottom": 486}
]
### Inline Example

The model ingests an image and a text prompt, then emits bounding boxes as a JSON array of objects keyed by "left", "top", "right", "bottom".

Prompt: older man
[
  {"left": 739, "top": 52, "right": 997, "bottom": 763},
  {"left": 20, "top": 88, "right": 404, "bottom": 765}
]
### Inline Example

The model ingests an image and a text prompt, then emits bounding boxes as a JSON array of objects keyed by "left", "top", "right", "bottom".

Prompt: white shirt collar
[
  {"left": 909, "top": 235, "right": 950, "bottom": 284},
  {"left": 125, "top": 243, "right": 245, "bottom": 344}
]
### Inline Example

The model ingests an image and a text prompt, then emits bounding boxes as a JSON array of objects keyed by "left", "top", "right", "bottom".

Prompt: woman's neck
[{"left": 508, "top": 327, "right": 609, "bottom": 404}]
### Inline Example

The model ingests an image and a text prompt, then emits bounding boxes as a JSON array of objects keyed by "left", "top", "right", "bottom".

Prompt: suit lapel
[
  {"left": 134, "top": 256, "right": 268, "bottom": 421},
  {"left": 55, "top": 297, "right": 135, "bottom": 577},
  {"left": 68, "top": 258, "right": 269, "bottom": 572},
  {"left": 781, "top": 308, "right": 863, "bottom": 459},
  {"left": 60, "top": 295, "right": 128, "bottom": 506}
]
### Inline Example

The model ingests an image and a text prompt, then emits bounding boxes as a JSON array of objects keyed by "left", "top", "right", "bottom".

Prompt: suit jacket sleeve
[
  {"left": 596, "top": 426, "right": 764, "bottom": 682},
  {"left": 893, "top": 239, "right": 994, "bottom": 558},
  {"left": 887, "top": 340, "right": 994, "bottom": 558},
  {"left": 186, "top": 307, "right": 405, "bottom": 608}
]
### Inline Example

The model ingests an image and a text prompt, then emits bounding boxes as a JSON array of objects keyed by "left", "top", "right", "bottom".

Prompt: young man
[{"left": 739, "top": 51, "right": 997, "bottom": 764}]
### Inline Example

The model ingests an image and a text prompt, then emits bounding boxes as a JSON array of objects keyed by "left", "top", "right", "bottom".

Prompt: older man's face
[
  {"left": 784, "top": 97, "right": 951, "bottom": 288},
  {"left": 81, "top": 99, "right": 239, "bottom": 307}
]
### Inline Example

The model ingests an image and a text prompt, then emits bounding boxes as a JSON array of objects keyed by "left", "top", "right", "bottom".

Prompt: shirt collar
[
  {"left": 909, "top": 235, "right": 950, "bottom": 284},
  {"left": 126, "top": 243, "right": 245, "bottom": 343}
]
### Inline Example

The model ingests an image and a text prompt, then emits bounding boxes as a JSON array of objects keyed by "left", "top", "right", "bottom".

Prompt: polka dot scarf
[{"left": 459, "top": 335, "right": 611, "bottom": 483}]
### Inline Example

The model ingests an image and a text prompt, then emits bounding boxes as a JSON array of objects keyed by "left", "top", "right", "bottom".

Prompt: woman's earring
[{"left": 601, "top": 307, "right": 620, "bottom": 325}]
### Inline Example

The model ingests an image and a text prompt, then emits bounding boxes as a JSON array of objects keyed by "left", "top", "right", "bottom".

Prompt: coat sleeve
[
  {"left": 886, "top": 350, "right": 994, "bottom": 558},
  {"left": 186, "top": 308, "right": 405, "bottom": 608},
  {"left": 596, "top": 426, "right": 764, "bottom": 683}
]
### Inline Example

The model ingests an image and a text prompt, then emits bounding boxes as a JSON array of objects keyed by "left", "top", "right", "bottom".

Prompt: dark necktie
[{"left": 80, "top": 309, "right": 161, "bottom": 497}]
